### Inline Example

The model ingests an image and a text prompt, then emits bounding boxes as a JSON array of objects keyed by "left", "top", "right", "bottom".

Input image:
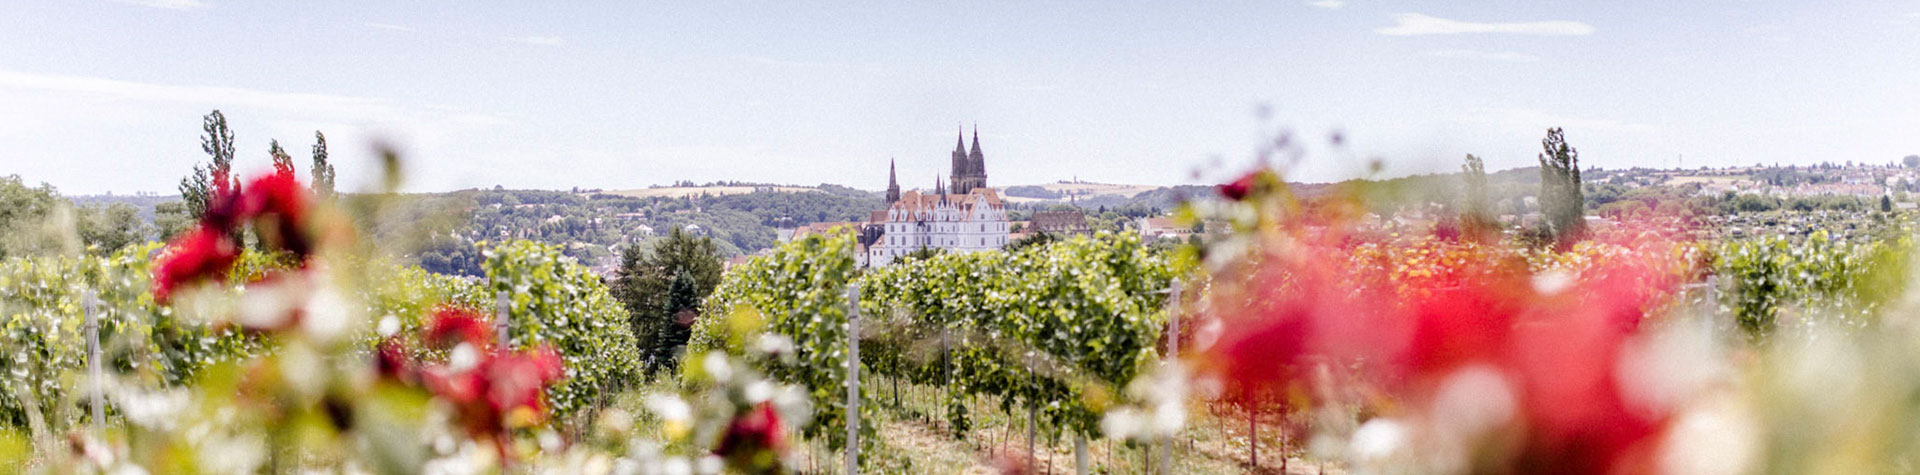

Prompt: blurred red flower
[
  {"left": 1197, "top": 186, "right": 1685, "bottom": 474},
  {"left": 1219, "top": 171, "right": 1259, "bottom": 201},
  {"left": 716, "top": 402, "right": 788, "bottom": 470},
  {"left": 375, "top": 338, "right": 414, "bottom": 382},
  {"left": 420, "top": 344, "right": 566, "bottom": 443},
  {"left": 425, "top": 305, "right": 494, "bottom": 350},
  {"left": 239, "top": 171, "right": 313, "bottom": 258},
  {"left": 151, "top": 170, "right": 320, "bottom": 304},
  {"left": 151, "top": 226, "right": 240, "bottom": 304}
]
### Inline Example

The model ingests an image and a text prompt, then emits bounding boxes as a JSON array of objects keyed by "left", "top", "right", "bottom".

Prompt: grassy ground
[{"left": 792, "top": 378, "right": 1347, "bottom": 474}]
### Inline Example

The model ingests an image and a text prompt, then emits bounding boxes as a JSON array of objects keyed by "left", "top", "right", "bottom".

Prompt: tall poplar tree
[
  {"left": 311, "top": 131, "right": 335, "bottom": 197},
  {"left": 180, "top": 110, "right": 238, "bottom": 220},
  {"left": 1461, "top": 154, "right": 1498, "bottom": 240},
  {"left": 1537, "top": 128, "right": 1585, "bottom": 244},
  {"left": 268, "top": 139, "right": 295, "bottom": 175}
]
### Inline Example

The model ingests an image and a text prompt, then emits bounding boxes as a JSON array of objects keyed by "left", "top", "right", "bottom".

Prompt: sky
[{"left": 0, "top": 1, "right": 1917, "bottom": 195}]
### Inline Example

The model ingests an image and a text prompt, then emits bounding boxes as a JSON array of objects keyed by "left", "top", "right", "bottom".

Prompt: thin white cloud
[
  {"left": 502, "top": 35, "right": 565, "bottom": 46},
  {"left": 1431, "top": 49, "right": 1541, "bottom": 62},
  {"left": 1309, "top": 0, "right": 1346, "bottom": 10},
  {"left": 109, "top": 0, "right": 208, "bottom": 10},
  {"left": 1376, "top": 13, "right": 1594, "bottom": 36},
  {"left": 0, "top": 69, "right": 515, "bottom": 193},
  {"left": 0, "top": 70, "right": 391, "bottom": 116},
  {"left": 364, "top": 22, "right": 415, "bottom": 32}
]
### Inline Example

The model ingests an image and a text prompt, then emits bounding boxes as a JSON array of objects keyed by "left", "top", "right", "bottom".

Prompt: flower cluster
[
  {"left": 1195, "top": 168, "right": 1696, "bottom": 474},
  {"left": 379, "top": 306, "right": 567, "bottom": 453},
  {"left": 151, "top": 170, "right": 315, "bottom": 304}
]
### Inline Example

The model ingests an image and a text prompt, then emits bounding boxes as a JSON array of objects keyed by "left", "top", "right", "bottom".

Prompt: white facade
[{"left": 868, "top": 189, "right": 1009, "bottom": 267}]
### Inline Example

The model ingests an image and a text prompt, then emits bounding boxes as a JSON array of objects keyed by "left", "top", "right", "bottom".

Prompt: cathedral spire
[
  {"left": 885, "top": 158, "right": 900, "bottom": 205},
  {"left": 969, "top": 125, "right": 984, "bottom": 170},
  {"left": 952, "top": 126, "right": 968, "bottom": 182}
]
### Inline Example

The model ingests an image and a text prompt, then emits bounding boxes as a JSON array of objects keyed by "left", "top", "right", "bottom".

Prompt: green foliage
[
  {"left": 483, "top": 240, "right": 642, "bottom": 417},
  {"left": 1715, "top": 231, "right": 1912, "bottom": 341},
  {"left": 0, "top": 176, "right": 65, "bottom": 259},
  {"left": 0, "top": 244, "right": 256, "bottom": 431},
  {"left": 385, "top": 187, "right": 873, "bottom": 275},
  {"left": 613, "top": 227, "right": 723, "bottom": 378},
  {"left": 153, "top": 201, "right": 194, "bottom": 241},
  {"left": 1460, "top": 154, "right": 1500, "bottom": 239},
  {"left": 75, "top": 203, "right": 147, "bottom": 255},
  {"left": 690, "top": 231, "right": 870, "bottom": 449},
  {"left": 0, "top": 176, "right": 153, "bottom": 258},
  {"left": 694, "top": 231, "right": 1171, "bottom": 447},
  {"left": 857, "top": 232, "right": 1173, "bottom": 438},
  {"left": 1006, "top": 231, "right": 1061, "bottom": 252}
]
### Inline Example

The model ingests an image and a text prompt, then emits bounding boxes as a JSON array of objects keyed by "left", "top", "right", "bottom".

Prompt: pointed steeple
[
  {"left": 951, "top": 126, "right": 968, "bottom": 184},
  {"left": 885, "top": 158, "right": 900, "bottom": 205},
  {"left": 969, "top": 125, "right": 985, "bottom": 183},
  {"left": 955, "top": 126, "right": 967, "bottom": 156},
  {"left": 969, "top": 124, "right": 982, "bottom": 159}
]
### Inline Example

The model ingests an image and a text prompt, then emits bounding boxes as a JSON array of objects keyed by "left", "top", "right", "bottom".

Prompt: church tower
[
  {"left": 950, "top": 127, "right": 969, "bottom": 194},
  {"left": 885, "top": 158, "right": 900, "bottom": 205},
  {"left": 964, "top": 126, "right": 986, "bottom": 194},
  {"left": 948, "top": 125, "right": 988, "bottom": 195}
]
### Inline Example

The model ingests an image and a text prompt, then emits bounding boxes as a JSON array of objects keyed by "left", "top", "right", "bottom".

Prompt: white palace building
[{"left": 864, "top": 127, "right": 1010, "bottom": 267}]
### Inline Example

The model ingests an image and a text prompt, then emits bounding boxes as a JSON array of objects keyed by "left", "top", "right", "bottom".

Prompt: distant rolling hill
[{"left": 595, "top": 185, "right": 825, "bottom": 199}]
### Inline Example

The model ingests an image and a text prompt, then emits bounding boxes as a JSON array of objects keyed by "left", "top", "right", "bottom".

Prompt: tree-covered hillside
[{"left": 373, "top": 186, "right": 881, "bottom": 277}]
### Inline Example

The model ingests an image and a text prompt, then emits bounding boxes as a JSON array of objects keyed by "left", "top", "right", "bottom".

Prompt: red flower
[
  {"left": 151, "top": 226, "right": 240, "bottom": 303},
  {"left": 1398, "top": 272, "right": 1524, "bottom": 380},
  {"left": 150, "top": 170, "right": 323, "bottom": 305},
  {"left": 1503, "top": 262, "right": 1669, "bottom": 474},
  {"left": 483, "top": 346, "right": 565, "bottom": 413},
  {"left": 1198, "top": 206, "right": 1687, "bottom": 474},
  {"left": 241, "top": 171, "right": 313, "bottom": 258},
  {"left": 1219, "top": 171, "right": 1260, "bottom": 201},
  {"left": 418, "top": 344, "right": 566, "bottom": 445},
  {"left": 716, "top": 402, "right": 788, "bottom": 470},
  {"left": 426, "top": 306, "right": 494, "bottom": 350},
  {"left": 375, "top": 338, "right": 414, "bottom": 382}
]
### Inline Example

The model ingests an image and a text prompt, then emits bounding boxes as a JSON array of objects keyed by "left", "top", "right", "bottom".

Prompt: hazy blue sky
[{"left": 1, "top": 1, "right": 1916, "bottom": 194}]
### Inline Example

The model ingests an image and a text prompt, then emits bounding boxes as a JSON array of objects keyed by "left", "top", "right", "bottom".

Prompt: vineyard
[{"left": 3, "top": 166, "right": 1920, "bottom": 474}]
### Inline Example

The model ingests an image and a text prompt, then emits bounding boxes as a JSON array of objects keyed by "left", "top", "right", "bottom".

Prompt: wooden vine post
[
  {"left": 1161, "top": 279, "right": 1182, "bottom": 475},
  {"left": 85, "top": 290, "right": 104, "bottom": 436},
  {"left": 493, "top": 291, "right": 511, "bottom": 349},
  {"left": 1249, "top": 399, "right": 1259, "bottom": 470},
  {"left": 846, "top": 282, "right": 862, "bottom": 474},
  {"left": 1027, "top": 349, "right": 1037, "bottom": 469}
]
